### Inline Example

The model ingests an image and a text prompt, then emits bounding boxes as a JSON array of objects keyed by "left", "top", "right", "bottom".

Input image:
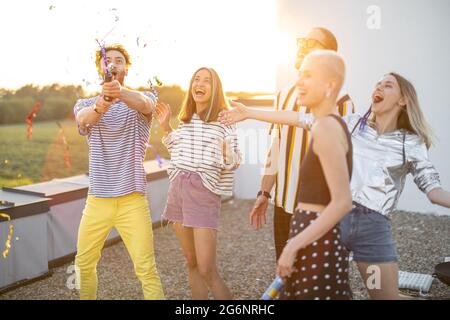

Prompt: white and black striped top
[
  {"left": 162, "top": 114, "right": 242, "bottom": 196},
  {"left": 73, "top": 92, "right": 155, "bottom": 198}
]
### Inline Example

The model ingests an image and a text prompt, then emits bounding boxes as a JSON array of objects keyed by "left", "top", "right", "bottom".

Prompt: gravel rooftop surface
[{"left": 1, "top": 199, "right": 449, "bottom": 300}]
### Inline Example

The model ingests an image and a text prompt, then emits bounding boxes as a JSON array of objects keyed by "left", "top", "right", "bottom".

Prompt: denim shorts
[{"left": 340, "top": 203, "right": 398, "bottom": 263}]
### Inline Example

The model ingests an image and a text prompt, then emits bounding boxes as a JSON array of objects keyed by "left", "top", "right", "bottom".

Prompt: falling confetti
[
  {"left": 56, "top": 122, "right": 72, "bottom": 168},
  {"left": 153, "top": 76, "right": 163, "bottom": 86},
  {"left": 82, "top": 78, "right": 92, "bottom": 87},
  {"left": 136, "top": 36, "right": 149, "bottom": 49},
  {"left": 0, "top": 213, "right": 14, "bottom": 258},
  {"left": 25, "top": 100, "right": 43, "bottom": 140},
  {"left": 96, "top": 40, "right": 107, "bottom": 68},
  {"left": 96, "top": 39, "right": 112, "bottom": 77},
  {"left": 95, "top": 39, "right": 115, "bottom": 103},
  {"left": 96, "top": 8, "right": 120, "bottom": 42},
  {"left": 146, "top": 75, "right": 165, "bottom": 169},
  {"left": 148, "top": 77, "right": 163, "bottom": 100},
  {"left": 155, "top": 154, "right": 163, "bottom": 168},
  {"left": 145, "top": 143, "right": 164, "bottom": 168}
]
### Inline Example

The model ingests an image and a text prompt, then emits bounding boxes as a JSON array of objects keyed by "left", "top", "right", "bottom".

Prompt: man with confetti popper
[{"left": 73, "top": 43, "right": 164, "bottom": 300}]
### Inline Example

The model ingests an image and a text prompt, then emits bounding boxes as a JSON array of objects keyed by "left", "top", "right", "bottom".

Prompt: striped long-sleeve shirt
[
  {"left": 162, "top": 114, "right": 242, "bottom": 196},
  {"left": 268, "top": 85, "right": 355, "bottom": 214}
]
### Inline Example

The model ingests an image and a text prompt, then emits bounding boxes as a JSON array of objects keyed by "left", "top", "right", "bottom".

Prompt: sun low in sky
[{"left": 1, "top": 0, "right": 295, "bottom": 93}]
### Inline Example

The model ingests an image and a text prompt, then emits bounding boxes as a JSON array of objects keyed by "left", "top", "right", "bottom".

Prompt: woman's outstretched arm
[
  {"left": 427, "top": 188, "right": 450, "bottom": 208},
  {"left": 218, "top": 101, "right": 313, "bottom": 129}
]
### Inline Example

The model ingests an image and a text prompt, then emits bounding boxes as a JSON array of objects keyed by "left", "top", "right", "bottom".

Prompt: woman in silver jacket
[{"left": 219, "top": 72, "right": 450, "bottom": 299}]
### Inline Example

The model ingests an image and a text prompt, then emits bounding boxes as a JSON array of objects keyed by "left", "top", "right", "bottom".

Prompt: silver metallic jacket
[{"left": 297, "top": 113, "right": 441, "bottom": 215}]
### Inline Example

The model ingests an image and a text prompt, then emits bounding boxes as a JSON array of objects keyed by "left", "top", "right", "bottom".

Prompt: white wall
[
  {"left": 277, "top": 0, "right": 450, "bottom": 215},
  {"left": 234, "top": 114, "right": 273, "bottom": 199}
]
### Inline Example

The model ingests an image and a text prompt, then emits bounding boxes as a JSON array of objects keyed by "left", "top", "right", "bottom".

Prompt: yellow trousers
[{"left": 75, "top": 192, "right": 164, "bottom": 300}]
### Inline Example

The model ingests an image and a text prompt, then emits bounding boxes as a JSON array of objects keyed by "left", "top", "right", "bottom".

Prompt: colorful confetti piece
[
  {"left": 56, "top": 122, "right": 72, "bottom": 168},
  {"left": 136, "top": 36, "right": 148, "bottom": 49},
  {"left": 25, "top": 100, "right": 43, "bottom": 140},
  {"left": 145, "top": 143, "right": 164, "bottom": 168},
  {"left": 148, "top": 76, "right": 163, "bottom": 100},
  {"left": 0, "top": 213, "right": 14, "bottom": 258},
  {"left": 155, "top": 154, "right": 164, "bottom": 168},
  {"left": 153, "top": 76, "right": 163, "bottom": 86}
]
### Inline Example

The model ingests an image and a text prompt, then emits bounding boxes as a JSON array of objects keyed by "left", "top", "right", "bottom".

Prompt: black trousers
[{"left": 274, "top": 206, "right": 292, "bottom": 261}]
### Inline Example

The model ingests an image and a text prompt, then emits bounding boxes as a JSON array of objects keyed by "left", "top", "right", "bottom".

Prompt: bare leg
[
  {"left": 172, "top": 223, "right": 209, "bottom": 299},
  {"left": 193, "top": 228, "right": 232, "bottom": 299},
  {"left": 356, "top": 262, "right": 400, "bottom": 300}
]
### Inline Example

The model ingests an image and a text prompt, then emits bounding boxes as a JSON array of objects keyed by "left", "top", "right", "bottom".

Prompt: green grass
[{"left": 0, "top": 119, "right": 171, "bottom": 188}]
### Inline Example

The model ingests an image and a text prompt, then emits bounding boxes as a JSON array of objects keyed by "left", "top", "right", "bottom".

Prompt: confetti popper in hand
[
  {"left": 261, "top": 276, "right": 285, "bottom": 300},
  {"left": 96, "top": 39, "right": 114, "bottom": 102},
  {"left": 56, "top": 122, "right": 72, "bottom": 168},
  {"left": 25, "top": 100, "right": 43, "bottom": 139},
  {"left": 0, "top": 213, "right": 14, "bottom": 258}
]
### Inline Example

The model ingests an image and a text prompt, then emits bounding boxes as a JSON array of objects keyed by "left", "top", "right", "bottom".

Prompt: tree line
[
  {"left": 0, "top": 84, "right": 186, "bottom": 125},
  {"left": 0, "top": 84, "right": 269, "bottom": 125}
]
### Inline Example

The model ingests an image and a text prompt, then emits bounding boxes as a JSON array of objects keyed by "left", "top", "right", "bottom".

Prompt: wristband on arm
[{"left": 257, "top": 190, "right": 272, "bottom": 199}]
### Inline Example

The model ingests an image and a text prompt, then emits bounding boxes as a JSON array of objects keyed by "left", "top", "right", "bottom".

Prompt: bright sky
[{"left": 0, "top": 0, "right": 294, "bottom": 93}]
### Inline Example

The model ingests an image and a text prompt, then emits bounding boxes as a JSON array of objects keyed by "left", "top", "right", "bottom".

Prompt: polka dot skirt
[{"left": 279, "top": 209, "right": 352, "bottom": 300}]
